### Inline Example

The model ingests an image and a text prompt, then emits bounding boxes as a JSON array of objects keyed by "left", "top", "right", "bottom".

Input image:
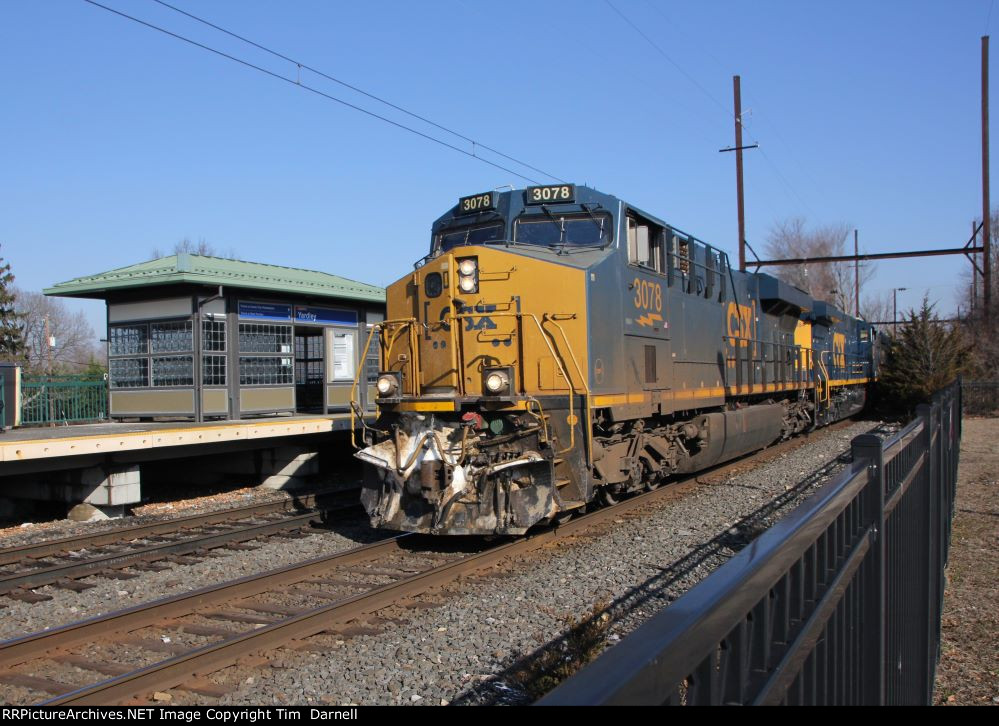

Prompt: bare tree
[
  {"left": 860, "top": 291, "right": 894, "bottom": 332},
  {"left": 14, "top": 289, "right": 105, "bottom": 375},
  {"left": 765, "top": 217, "right": 875, "bottom": 316},
  {"left": 958, "top": 209, "right": 999, "bottom": 375},
  {"left": 150, "top": 238, "right": 238, "bottom": 261}
]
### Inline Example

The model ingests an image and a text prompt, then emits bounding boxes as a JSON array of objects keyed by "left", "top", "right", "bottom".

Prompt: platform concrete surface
[{"left": 0, "top": 413, "right": 358, "bottom": 463}]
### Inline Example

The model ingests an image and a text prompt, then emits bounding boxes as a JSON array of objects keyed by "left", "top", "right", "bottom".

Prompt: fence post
[
  {"left": 916, "top": 402, "right": 937, "bottom": 704},
  {"left": 852, "top": 433, "right": 886, "bottom": 705}
]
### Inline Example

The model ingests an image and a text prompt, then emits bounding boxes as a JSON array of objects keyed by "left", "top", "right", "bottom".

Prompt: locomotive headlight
[
  {"left": 483, "top": 366, "right": 512, "bottom": 395},
  {"left": 457, "top": 257, "right": 478, "bottom": 294},
  {"left": 375, "top": 372, "right": 400, "bottom": 397}
]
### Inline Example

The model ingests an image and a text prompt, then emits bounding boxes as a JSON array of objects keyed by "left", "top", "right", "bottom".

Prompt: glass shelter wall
[{"left": 105, "top": 293, "right": 378, "bottom": 420}]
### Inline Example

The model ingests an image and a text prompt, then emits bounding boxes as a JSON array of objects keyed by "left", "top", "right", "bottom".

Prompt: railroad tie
[
  {"left": 238, "top": 601, "right": 311, "bottom": 617},
  {"left": 49, "top": 655, "right": 132, "bottom": 676},
  {"left": 52, "top": 579, "right": 96, "bottom": 592},
  {"left": 119, "top": 636, "right": 193, "bottom": 655},
  {"left": 202, "top": 609, "right": 280, "bottom": 625},
  {"left": 176, "top": 678, "right": 231, "bottom": 698},
  {"left": 0, "top": 672, "right": 76, "bottom": 695},
  {"left": 129, "top": 562, "right": 173, "bottom": 572},
  {"left": 308, "top": 577, "right": 370, "bottom": 589},
  {"left": 168, "top": 622, "right": 246, "bottom": 638},
  {"left": 100, "top": 570, "right": 140, "bottom": 580},
  {"left": 289, "top": 586, "right": 342, "bottom": 601},
  {"left": 5, "top": 589, "right": 52, "bottom": 603}
]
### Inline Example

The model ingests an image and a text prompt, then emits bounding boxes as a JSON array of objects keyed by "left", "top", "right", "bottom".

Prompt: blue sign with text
[
  {"left": 238, "top": 301, "right": 292, "bottom": 322},
  {"left": 294, "top": 306, "right": 357, "bottom": 326}
]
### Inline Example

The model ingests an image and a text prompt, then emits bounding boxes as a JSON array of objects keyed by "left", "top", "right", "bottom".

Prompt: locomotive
[{"left": 350, "top": 184, "right": 878, "bottom": 535}]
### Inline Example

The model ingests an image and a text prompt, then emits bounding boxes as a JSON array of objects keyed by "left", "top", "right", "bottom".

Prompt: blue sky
[{"left": 1, "top": 0, "right": 995, "bottom": 337}]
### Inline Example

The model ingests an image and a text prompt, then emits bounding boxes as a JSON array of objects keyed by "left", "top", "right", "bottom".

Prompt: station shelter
[{"left": 45, "top": 254, "right": 386, "bottom": 422}]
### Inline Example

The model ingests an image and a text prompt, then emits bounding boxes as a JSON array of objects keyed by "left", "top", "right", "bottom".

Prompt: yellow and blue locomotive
[{"left": 351, "top": 185, "right": 877, "bottom": 535}]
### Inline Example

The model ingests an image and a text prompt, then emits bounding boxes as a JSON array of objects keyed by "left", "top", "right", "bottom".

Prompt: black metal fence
[
  {"left": 962, "top": 379, "right": 998, "bottom": 416},
  {"left": 540, "top": 381, "right": 961, "bottom": 706}
]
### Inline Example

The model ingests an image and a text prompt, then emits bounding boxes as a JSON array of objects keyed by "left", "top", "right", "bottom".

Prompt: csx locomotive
[{"left": 351, "top": 184, "right": 878, "bottom": 535}]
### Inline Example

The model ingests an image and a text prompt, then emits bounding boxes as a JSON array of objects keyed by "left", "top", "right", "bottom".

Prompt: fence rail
[
  {"left": 20, "top": 377, "right": 108, "bottom": 426},
  {"left": 962, "top": 379, "right": 998, "bottom": 416},
  {"left": 540, "top": 380, "right": 961, "bottom": 706}
]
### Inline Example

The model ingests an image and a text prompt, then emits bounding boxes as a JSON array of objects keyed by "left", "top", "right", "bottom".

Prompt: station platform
[
  {"left": 0, "top": 413, "right": 358, "bottom": 465},
  {"left": 0, "top": 414, "right": 371, "bottom": 515}
]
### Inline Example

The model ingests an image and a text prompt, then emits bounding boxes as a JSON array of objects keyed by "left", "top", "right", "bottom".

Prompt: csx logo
[
  {"left": 833, "top": 333, "right": 846, "bottom": 369},
  {"left": 441, "top": 302, "right": 498, "bottom": 331},
  {"left": 726, "top": 301, "right": 755, "bottom": 344}
]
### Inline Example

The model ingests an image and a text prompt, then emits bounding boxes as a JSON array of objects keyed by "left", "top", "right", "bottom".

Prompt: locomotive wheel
[
  {"left": 554, "top": 510, "right": 574, "bottom": 526},
  {"left": 598, "top": 489, "right": 618, "bottom": 507}
]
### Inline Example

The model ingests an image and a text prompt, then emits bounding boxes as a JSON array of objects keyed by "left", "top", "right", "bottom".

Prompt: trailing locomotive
[{"left": 350, "top": 185, "right": 879, "bottom": 535}]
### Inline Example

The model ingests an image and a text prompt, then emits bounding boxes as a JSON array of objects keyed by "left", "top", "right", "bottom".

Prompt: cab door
[
  {"left": 416, "top": 259, "right": 460, "bottom": 392},
  {"left": 623, "top": 214, "right": 672, "bottom": 398}
]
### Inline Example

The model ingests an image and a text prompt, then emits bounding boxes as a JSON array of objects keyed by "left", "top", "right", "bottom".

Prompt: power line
[
  {"left": 80, "top": 0, "right": 551, "bottom": 185},
  {"left": 603, "top": 0, "right": 730, "bottom": 118},
  {"left": 640, "top": 0, "right": 824, "bottom": 199},
  {"left": 147, "top": 0, "right": 566, "bottom": 184},
  {"left": 606, "top": 0, "right": 816, "bottom": 216}
]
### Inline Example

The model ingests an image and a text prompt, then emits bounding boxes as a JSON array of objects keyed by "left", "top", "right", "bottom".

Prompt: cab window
[
  {"left": 435, "top": 223, "right": 503, "bottom": 253},
  {"left": 626, "top": 215, "right": 664, "bottom": 272}
]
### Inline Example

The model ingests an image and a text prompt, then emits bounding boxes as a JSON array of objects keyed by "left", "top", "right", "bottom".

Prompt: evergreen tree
[
  {"left": 880, "top": 297, "right": 974, "bottom": 411},
  {"left": 0, "top": 246, "right": 25, "bottom": 363}
]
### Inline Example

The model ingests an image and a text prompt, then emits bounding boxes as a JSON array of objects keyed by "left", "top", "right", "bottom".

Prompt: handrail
[
  {"left": 351, "top": 310, "right": 588, "bottom": 462},
  {"left": 539, "top": 380, "right": 962, "bottom": 706},
  {"left": 453, "top": 310, "right": 581, "bottom": 457},
  {"left": 544, "top": 314, "right": 593, "bottom": 467},
  {"left": 349, "top": 317, "right": 418, "bottom": 448},
  {"left": 815, "top": 352, "right": 831, "bottom": 404}
]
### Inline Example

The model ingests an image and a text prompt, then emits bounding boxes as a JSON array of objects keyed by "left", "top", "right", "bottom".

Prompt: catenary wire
[
  {"left": 147, "top": 0, "right": 567, "bottom": 183},
  {"left": 604, "top": 0, "right": 816, "bottom": 216},
  {"left": 81, "top": 0, "right": 548, "bottom": 185},
  {"left": 640, "top": 0, "right": 827, "bottom": 203}
]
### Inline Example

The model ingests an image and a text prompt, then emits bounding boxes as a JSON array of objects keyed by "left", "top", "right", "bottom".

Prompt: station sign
[
  {"left": 294, "top": 306, "right": 358, "bottom": 326},
  {"left": 238, "top": 301, "right": 292, "bottom": 322}
]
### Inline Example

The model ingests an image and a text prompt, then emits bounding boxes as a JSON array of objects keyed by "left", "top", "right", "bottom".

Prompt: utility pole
[
  {"left": 893, "top": 287, "right": 907, "bottom": 337},
  {"left": 719, "top": 77, "right": 758, "bottom": 271},
  {"left": 973, "top": 221, "right": 978, "bottom": 314},
  {"left": 854, "top": 229, "right": 860, "bottom": 318},
  {"left": 44, "top": 314, "right": 51, "bottom": 375},
  {"left": 983, "top": 35, "right": 991, "bottom": 319},
  {"left": 734, "top": 75, "right": 746, "bottom": 272}
]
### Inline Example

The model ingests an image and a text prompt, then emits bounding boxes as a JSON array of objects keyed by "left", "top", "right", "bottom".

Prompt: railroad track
[
  {"left": 0, "top": 488, "right": 361, "bottom": 601},
  {"left": 0, "top": 420, "right": 867, "bottom": 705}
]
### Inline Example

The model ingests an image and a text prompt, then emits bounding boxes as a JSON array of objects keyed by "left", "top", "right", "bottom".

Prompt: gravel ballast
[
  {"left": 1, "top": 420, "right": 884, "bottom": 705},
  {"left": 0, "top": 512, "right": 383, "bottom": 641},
  {"left": 186, "top": 419, "right": 883, "bottom": 706}
]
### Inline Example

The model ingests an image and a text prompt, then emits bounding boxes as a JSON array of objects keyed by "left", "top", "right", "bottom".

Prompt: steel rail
[
  {"left": 3, "top": 419, "right": 862, "bottom": 704},
  {"left": 0, "top": 508, "right": 347, "bottom": 595},
  {"left": 0, "top": 488, "right": 358, "bottom": 566},
  {"left": 43, "top": 482, "right": 703, "bottom": 706},
  {"left": 0, "top": 535, "right": 413, "bottom": 671}
]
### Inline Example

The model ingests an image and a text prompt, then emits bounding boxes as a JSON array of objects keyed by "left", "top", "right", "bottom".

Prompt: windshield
[
  {"left": 514, "top": 213, "right": 611, "bottom": 247},
  {"left": 436, "top": 223, "right": 504, "bottom": 252}
]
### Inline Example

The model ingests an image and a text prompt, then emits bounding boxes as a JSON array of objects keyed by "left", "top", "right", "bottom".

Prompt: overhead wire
[
  {"left": 604, "top": 0, "right": 816, "bottom": 217},
  {"left": 80, "top": 0, "right": 555, "bottom": 185},
  {"left": 640, "top": 0, "right": 826, "bottom": 203},
  {"left": 146, "top": 0, "right": 566, "bottom": 184}
]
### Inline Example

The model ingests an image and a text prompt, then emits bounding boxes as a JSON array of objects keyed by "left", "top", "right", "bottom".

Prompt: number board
[
  {"left": 525, "top": 184, "right": 575, "bottom": 205},
  {"left": 456, "top": 192, "right": 495, "bottom": 215}
]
